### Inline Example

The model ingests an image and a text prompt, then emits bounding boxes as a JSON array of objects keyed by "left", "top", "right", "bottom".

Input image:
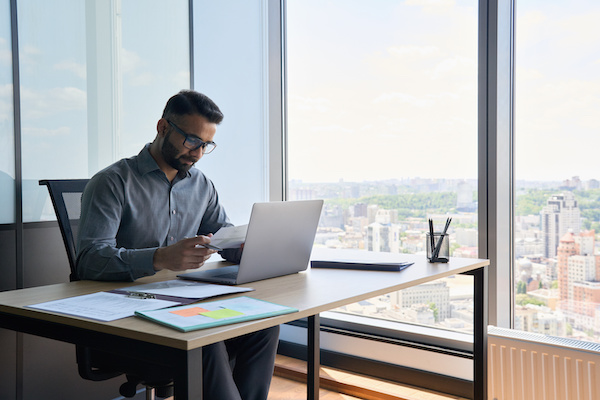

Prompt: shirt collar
[
  {"left": 137, "top": 143, "right": 193, "bottom": 180},
  {"left": 137, "top": 143, "right": 161, "bottom": 176}
]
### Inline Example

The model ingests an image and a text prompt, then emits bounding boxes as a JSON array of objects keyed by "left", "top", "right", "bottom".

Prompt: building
[
  {"left": 366, "top": 222, "right": 401, "bottom": 253},
  {"left": 556, "top": 230, "right": 600, "bottom": 333},
  {"left": 514, "top": 304, "right": 566, "bottom": 336},
  {"left": 391, "top": 281, "right": 451, "bottom": 321},
  {"left": 541, "top": 192, "right": 581, "bottom": 258}
]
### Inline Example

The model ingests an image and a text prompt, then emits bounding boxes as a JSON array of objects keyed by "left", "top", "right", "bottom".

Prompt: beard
[{"left": 161, "top": 132, "right": 198, "bottom": 178}]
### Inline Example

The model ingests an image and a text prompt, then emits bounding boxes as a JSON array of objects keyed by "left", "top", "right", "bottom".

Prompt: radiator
[{"left": 488, "top": 327, "right": 600, "bottom": 400}]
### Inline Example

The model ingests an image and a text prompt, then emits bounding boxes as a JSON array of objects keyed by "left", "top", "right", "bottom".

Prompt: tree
[{"left": 428, "top": 302, "right": 439, "bottom": 323}]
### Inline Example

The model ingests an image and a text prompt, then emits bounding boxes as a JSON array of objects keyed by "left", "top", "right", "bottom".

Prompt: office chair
[{"left": 39, "top": 179, "right": 174, "bottom": 400}]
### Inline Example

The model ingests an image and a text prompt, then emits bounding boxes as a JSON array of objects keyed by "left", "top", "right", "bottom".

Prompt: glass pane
[
  {"left": 0, "top": 0, "right": 15, "bottom": 224},
  {"left": 192, "top": 0, "right": 270, "bottom": 224},
  {"left": 515, "top": 0, "right": 600, "bottom": 342},
  {"left": 120, "top": 0, "right": 189, "bottom": 160},
  {"left": 18, "top": 0, "right": 87, "bottom": 222},
  {"left": 18, "top": 0, "right": 189, "bottom": 222},
  {"left": 287, "top": 0, "right": 478, "bottom": 333}
]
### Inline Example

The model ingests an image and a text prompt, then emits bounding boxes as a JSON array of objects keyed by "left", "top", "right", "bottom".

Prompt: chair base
[{"left": 119, "top": 376, "right": 174, "bottom": 399}]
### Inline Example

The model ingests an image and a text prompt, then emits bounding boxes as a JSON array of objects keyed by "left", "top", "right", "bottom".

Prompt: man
[{"left": 76, "top": 90, "right": 279, "bottom": 400}]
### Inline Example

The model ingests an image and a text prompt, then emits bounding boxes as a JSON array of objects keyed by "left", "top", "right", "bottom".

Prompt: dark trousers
[{"left": 202, "top": 325, "right": 280, "bottom": 400}]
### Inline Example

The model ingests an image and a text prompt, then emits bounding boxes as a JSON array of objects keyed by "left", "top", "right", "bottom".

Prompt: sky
[
  {"left": 286, "top": 0, "right": 600, "bottom": 183},
  {"left": 1, "top": 0, "right": 599, "bottom": 185}
]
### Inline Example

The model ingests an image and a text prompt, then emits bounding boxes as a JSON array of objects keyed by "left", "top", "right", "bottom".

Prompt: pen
[
  {"left": 432, "top": 217, "right": 452, "bottom": 261},
  {"left": 428, "top": 218, "right": 435, "bottom": 256}
]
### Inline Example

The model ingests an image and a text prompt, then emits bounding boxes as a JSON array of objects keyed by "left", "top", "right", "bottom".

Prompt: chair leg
[{"left": 145, "top": 386, "right": 155, "bottom": 400}]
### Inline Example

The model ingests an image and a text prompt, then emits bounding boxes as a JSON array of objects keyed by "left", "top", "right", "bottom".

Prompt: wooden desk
[{"left": 0, "top": 252, "right": 489, "bottom": 399}]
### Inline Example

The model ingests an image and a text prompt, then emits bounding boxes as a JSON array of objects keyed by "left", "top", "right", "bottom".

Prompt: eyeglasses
[{"left": 167, "top": 120, "right": 217, "bottom": 154}]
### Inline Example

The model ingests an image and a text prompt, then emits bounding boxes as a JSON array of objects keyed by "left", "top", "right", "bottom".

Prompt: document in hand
[
  {"left": 202, "top": 224, "right": 248, "bottom": 251},
  {"left": 135, "top": 296, "right": 298, "bottom": 332}
]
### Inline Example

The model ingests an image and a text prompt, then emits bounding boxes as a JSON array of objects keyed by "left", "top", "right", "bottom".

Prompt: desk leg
[
  {"left": 472, "top": 267, "right": 488, "bottom": 400},
  {"left": 173, "top": 347, "right": 203, "bottom": 399},
  {"left": 307, "top": 314, "right": 320, "bottom": 400}
]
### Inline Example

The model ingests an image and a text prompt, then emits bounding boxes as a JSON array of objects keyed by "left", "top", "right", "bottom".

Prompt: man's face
[{"left": 160, "top": 114, "right": 217, "bottom": 177}]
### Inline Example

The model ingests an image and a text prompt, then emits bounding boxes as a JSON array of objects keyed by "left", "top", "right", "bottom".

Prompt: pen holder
[{"left": 426, "top": 232, "right": 449, "bottom": 263}]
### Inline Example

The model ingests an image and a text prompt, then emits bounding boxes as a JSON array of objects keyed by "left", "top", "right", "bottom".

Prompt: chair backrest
[{"left": 39, "top": 179, "right": 89, "bottom": 282}]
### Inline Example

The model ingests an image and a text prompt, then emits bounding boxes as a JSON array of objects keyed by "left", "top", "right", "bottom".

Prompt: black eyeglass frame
[{"left": 166, "top": 120, "right": 217, "bottom": 154}]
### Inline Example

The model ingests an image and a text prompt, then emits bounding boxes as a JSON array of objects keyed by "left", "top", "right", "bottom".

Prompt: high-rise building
[
  {"left": 557, "top": 231, "right": 577, "bottom": 302},
  {"left": 556, "top": 230, "right": 599, "bottom": 333},
  {"left": 456, "top": 180, "right": 476, "bottom": 211},
  {"left": 366, "top": 222, "right": 401, "bottom": 253},
  {"left": 540, "top": 192, "right": 581, "bottom": 258}
]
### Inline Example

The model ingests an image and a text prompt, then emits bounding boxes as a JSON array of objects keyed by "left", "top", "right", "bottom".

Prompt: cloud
[
  {"left": 20, "top": 86, "right": 86, "bottom": 119},
  {"left": 431, "top": 55, "right": 475, "bottom": 79},
  {"left": 404, "top": 0, "right": 456, "bottom": 13},
  {"left": 373, "top": 92, "right": 434, "bottom": 107},
  {"left": 120, "top": 48, "right": 159, "bottom": 87},
  {"left": 54, "top": 60, "right": 86, "bottom": 79},
  {"left": 372, "top": 92, "right": 460, "bottom": 107},
  {"left": 517, "top": 67, "right": 544, "bottom": 80},
  {"left": 0, "top": 84, "right": 14, "bottom": 121},
  {"left": 121, "top": 48, "right": 144, "bottom": 75},
  {"left": 0, "top": 38, "right": 11, "bottom": 66},
  {"left": 22, "top": 45, "right": 41, "bottom": 56},
  {"left": 405, "top": 0, "right": 454, "bottom": 4},
  {"left": 0, "top": 83, "right": 13, "bottom": 97},
  {"left": 22, "top": 126, "right": 70, "bottom": 137},
  {"left": 128, "top": 71, "right": 155, "bottom": 87},
  {"left": 290, "top": 95, "right": 331, "bottom": 112},
  {"left": 311, "top": 124, "right": 354, "bottom": 134},
  {"left": 388, "top": 45, "right": 440, "bottom": 58}
]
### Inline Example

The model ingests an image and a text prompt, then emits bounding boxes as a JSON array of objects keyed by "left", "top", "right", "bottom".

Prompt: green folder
[{"left": 135, "top": 296, "right": 298, "bottom": 332}]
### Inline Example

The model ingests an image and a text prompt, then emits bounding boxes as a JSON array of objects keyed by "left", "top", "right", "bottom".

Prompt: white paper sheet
[{"left": 27, "top": 292, "right": 181, "bottom": 322}]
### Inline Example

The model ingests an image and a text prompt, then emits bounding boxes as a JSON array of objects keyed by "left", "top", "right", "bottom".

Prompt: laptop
[{"left": 178, "top": 199, "right": 324, "bottom": 285}]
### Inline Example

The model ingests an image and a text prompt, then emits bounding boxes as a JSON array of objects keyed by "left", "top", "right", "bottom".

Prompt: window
[
  {"left": 514, "top": 0, "right": 600, "bottom": 343},
  {"left": 18, "top": 0, "right": 88, "bottom": 222},
  {"left": 287, "top": 0, "right": 478, "bottom": 334},
  {"left": 17, "top": 0, "right": 189, "bottom": 222},
  {"left": 0, "top": 0, "right": 14, "bottom": 224},
  {"left": 191, "top": 0, "right": 277, "bottom": 224}
]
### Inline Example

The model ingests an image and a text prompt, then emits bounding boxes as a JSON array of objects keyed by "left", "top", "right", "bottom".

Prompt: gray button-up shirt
[{"left": 76, "top": 144, "right": 231, "bottom": 281}]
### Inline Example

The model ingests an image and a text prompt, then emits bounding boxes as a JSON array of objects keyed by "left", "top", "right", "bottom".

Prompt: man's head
[
  {"left": 161, "top": 90, "right": 224, "bottom": 124},
  {"left": 152, "top": 90, "right": 223, "bottom": 180}
]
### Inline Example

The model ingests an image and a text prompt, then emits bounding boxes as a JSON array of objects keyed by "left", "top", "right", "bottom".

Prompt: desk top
[{"left": 0, "top": 250, "right": 488, "bottom": 351}]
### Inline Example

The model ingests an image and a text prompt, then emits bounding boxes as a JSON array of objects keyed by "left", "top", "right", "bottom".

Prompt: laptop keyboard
[{"left": 214, "top": 272, "right": 238, "bottom": 280}]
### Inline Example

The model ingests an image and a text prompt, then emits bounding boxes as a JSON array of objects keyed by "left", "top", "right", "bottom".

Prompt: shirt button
[
  {"left": 170, "top": 236, "right": 175, "bottom": 242},
  {"left": 172, "top": 209, "right": 176, "bottom": 214}
]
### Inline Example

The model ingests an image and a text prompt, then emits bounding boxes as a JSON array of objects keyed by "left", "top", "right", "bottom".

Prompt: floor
[
  {"left": 141, "top": 354, "right": 467, "bottom": 400},
  {"left": 268, "top": 355, "right": 469, "bottom": 400}
]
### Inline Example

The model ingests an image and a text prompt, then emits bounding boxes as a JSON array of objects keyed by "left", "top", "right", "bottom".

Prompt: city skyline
[{"left": 306, "top": 178, "right": 600, "bottom": 341}]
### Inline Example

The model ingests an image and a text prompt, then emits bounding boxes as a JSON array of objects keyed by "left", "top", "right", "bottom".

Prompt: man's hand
[{"left": 153, "top": 236, "right": 217, "bottom": 272}]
